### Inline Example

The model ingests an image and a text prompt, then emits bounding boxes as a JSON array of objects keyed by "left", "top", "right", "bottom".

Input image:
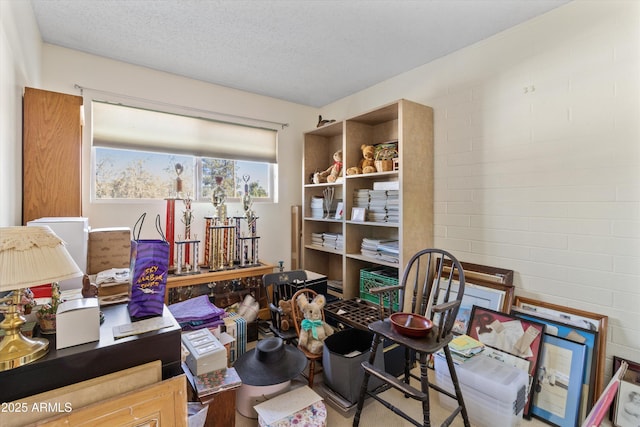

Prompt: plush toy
[
  {"left": 313, "top": 150, "right": 343, "bottom": 184},
  {"left": 346, "top": 166, "right": 362, "bottom": 176},
  {"left": 297, "top": 293, "right": 334, "bottom": 354},
  {"left": 359, "top": 144, "right": 376, "bottom": 174},
  {"left": 278, "top": 299, "right": 294, "bottom": 331}
]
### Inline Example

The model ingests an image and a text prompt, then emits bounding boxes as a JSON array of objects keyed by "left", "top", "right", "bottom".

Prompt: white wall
[
  {"left": 0, "top": 0, "right": 41, "bottom": 226},
  {"left": 323, "top": 1, "right": 640, "bottom": 371},
  {"left": 39, "top": 44, "right": 317, "bottom": 269}
]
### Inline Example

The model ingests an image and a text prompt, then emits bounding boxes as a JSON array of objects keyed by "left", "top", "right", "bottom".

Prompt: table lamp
[{"left": 0, "top": 226, "right": 82, "bottom": 371}]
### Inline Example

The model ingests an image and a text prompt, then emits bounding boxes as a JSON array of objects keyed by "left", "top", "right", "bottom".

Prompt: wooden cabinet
[
  {"left": 23, "top": 87, "right": 83, "bottom": 224},
  {"left": 302, "top": 100, "right": 433, "bottom": 303}
]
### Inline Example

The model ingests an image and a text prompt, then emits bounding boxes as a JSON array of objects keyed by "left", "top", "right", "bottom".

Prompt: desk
[
  {"left": 0, "top": 303, "right": 182, "bottom": 402},
  {"left": 166, "top": 263, "right": 275, "bottom": 318}
]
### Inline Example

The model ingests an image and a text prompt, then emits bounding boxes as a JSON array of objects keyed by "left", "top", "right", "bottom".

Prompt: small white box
[
  {"left": 182, "top": 329, "right": 227, "bottom": 375},
  {"left": 56, "top": 298, "right": 100, "bottom": 350}
]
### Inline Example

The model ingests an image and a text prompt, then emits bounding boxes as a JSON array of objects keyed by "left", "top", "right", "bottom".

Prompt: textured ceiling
[{"left": 30, "top": 0, "right": 570, "bottom": 107}]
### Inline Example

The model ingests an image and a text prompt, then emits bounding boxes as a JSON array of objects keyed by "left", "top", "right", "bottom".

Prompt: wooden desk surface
[{"left": 0, "top": 303, "right": 182, "bottom": 402}]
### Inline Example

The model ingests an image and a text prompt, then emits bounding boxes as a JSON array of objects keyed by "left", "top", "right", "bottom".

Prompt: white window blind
[{"left": 92, "top": 101, "right": 278, "bottom": 163}]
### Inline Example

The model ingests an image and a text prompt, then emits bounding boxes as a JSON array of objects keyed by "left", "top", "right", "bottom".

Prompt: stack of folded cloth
[
  {"left": 169, "top": 295, "right": 226, "bottom": 330},
  {"left": 92, "top": 268, "right": 130, "bottom": 306}
]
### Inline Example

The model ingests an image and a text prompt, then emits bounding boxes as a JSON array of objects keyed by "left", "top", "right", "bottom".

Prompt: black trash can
[{"left": 322, "top": 328, "right": 384, "bottom": 404}]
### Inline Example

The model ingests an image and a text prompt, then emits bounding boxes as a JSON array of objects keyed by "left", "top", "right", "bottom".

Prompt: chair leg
[
  {"left": 353, "top": 334, "right": 382, "bottom": 427},
  {"left": 443, "top": 346, "right": 471, "bottom": 427},
  {"left": 308, "top": 359, "right": 315, "bottom": 387},
  {"left": 418, "top": 352, "right": 432, "bottom": 427}
]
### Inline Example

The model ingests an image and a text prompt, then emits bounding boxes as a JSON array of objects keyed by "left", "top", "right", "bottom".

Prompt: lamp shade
[{"left": 0, "top": 226, "right": 83, "bottom": 292}]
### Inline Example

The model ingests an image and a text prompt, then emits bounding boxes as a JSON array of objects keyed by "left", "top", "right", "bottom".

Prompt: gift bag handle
[{"left": 133, "top": 213, "right": 167, "bottom": 241}]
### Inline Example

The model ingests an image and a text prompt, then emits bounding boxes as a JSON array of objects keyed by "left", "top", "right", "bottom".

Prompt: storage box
[
  {"left": 254, "top": 385, "right": 326, "bottom": 427},
  {"left": 56, "top": 298, "right": 100, "bottom": 349},
  {"left": 434, "top": 353, "right": 527, "bottom": 427},
  {"left": 322, "top": 328, "right": 384, "bottom": 404},
  {"left": 27, "top": 217, "right": 89, "bottom": 289},
  {"left": 87, "top": 227, "right": 131, "bottom": 275},
  {"left": 181, "top": 329, "right": 227, "bottom": 375},
  {"left": 359, "top": 267, "right": 399, "bottom": 310}
]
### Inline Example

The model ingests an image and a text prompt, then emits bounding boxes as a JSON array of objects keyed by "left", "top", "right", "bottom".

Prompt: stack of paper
[
  {"left": 448, "top": 334, "right": 485, "bottom": 363},
  {"left": 353, "top": 189, "right": 370, "bottom": 208},
  {"left": 310, "top": 196, "right": 324, "bottom": 218}
]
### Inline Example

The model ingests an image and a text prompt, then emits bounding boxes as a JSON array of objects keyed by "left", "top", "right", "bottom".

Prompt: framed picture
[
  {"left": 613, "top": 356, "right": 640, "bottom": 427},
  {"left": 512, "top": 308, "right": 599, "bottom": 420},
  {"left": 351, "top": 207, "right": 365, "bottom": 222},
  {"left": 467, "top": 306, "right": 546, "bottom": 418},
  {"left": 441, "top": 260, "right": 515, "bottom": 312},
  {"left": 513, "top": 296, "right": 608, "bottom": 402},
  {"left": 585, "top": 360, "right": 628, "bottom": 427},
  {"left": 532, "top": 334, "right": 587, "bottom": 427},
  {"left": 334, "top": 201, "right": 344, "bottom": 219},
  {"left": 435, "top": 280, "right": 505, "bottom": 334}
]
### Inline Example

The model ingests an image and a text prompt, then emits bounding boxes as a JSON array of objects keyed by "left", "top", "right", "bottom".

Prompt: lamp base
[{"left": 0, "top": 331, "right": 49, "bottom": 371}]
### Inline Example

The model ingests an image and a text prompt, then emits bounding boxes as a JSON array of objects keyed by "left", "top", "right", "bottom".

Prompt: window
[{"left": 91, "top": 101, "right": 277, "bottom": 202}]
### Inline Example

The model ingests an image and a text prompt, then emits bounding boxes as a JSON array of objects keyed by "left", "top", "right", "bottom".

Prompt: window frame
[{"left": 85, "top": 95, "right": 277, "bottom": 204}]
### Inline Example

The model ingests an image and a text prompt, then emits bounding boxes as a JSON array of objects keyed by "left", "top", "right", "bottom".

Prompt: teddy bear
[
  {"left": 296, "top": 293, "right": 334, "bottom": 354},
  {"left": 313, "top": 150, "right": 343, "bottom": 184},
  {"left": 359, "top": 144, "right": 377, "bottom": 174},
  {"left": 278, "top": 299, "right": 294, "bottom": 331}
]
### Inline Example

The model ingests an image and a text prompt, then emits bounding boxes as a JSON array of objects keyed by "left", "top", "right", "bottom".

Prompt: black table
[{"left": 0, "top": 303, "right": 182, "bottom": 402}]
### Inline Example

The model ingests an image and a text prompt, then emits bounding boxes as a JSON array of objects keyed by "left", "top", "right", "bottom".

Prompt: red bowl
[{"left": 390, "top": 312, "right": 433, "bottom": 337}]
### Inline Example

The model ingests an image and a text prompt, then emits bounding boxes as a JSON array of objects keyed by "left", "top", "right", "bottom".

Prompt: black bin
[{"left": 322, "top": 328, "right": 384, "bottom": 404}]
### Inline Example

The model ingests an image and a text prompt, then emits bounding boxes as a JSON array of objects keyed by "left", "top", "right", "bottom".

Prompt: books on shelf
[{"left": 193, "top": 366, "right": 242, "bottom": 397}]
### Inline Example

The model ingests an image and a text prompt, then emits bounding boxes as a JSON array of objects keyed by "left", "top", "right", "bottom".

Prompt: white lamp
[{"left": 0, "top": 226, "right": 82, "bottom": 370}]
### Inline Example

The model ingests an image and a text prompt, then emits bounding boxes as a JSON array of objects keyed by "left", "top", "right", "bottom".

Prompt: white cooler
[{"left": 434, "top": 353, "right": 528, "bottom": 427}]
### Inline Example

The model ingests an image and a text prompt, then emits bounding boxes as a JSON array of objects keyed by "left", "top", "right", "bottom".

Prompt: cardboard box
[
  {"left": 87, "top": 227, "right": 131, "bottom": 274},
  {"left": 56, "top": 298, "right": 100, "bottom": 350},
  {"left": 181, "top": 329, "right": 227, "bottom": 375}
]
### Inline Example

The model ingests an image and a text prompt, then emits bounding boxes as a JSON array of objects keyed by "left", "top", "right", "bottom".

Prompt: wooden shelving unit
[{"left": 302, "top": 99, "right": 434, "bottom": 302}]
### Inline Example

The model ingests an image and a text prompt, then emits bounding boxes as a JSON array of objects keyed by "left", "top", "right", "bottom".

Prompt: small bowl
[{"left": 390, "top": 312, "right": 433, "bottom": 337}]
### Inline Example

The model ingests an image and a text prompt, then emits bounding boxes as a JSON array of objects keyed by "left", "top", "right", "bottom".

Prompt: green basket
[{"left": 359, "top": 267, "right": 400, "bottom": 311}]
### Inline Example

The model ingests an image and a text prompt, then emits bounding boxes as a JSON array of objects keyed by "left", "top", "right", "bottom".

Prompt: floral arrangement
[
  {"left": 36, "top": 283, "right": 63, "bottom": 332},
  {"left": 19, "top": 288, "right": 36, "bottom": 315}
]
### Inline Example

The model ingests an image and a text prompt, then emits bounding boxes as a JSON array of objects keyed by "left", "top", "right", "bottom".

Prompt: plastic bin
[
  {"left": 434, "top": 353, "right": 527, "bottom": 427},
  {"left": 322, "top": 328, "right": 384, "bottom": 404},
  {"left": 359, "top": 267, "right": 399, "bottom": 311}
]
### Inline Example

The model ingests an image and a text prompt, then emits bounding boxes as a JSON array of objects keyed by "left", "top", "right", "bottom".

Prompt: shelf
[
  {"left": 345, "top": 220, "right": 398, "bottom": 228},
  {"left": 344, "top": 171, "right": 398, "bottom": 180},
  {"left": 302, "top": 99, "right": 433, "bottom": 305},
  {"left": 346, "top": 253, "right": 401, "bottom": 268},
  {"left": 304, "top": 245, "right": 343, "bottom": 255},
  {"left": 303, "top": 217, "right": 343, "bottom": 223}
]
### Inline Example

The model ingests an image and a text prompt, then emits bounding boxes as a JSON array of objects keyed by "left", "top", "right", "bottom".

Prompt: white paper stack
[
  {"left": 353, "top": 189, "right": 370, "bottom": 208},
  {"left": 310, "top": 196, "right": 325, "bottom": 218},
  {"left": 311, "top": 232, "right": 324, "bottom": 247}
]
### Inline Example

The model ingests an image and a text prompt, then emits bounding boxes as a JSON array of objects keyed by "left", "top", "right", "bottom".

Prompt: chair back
[
  {"left": 263, "top": 270, "right": 308, "bottom": 306},
  {"left": 262, "top": 270, "right": 307, "bottom": 336},
  {"left": 398, "top": 248, "right": 466, "bottom": 343}
]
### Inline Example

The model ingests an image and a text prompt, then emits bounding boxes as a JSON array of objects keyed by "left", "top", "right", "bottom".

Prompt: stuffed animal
[
  {"left": 313, "top": 150, "right": 343, "bottom": 184},
  {"left": 359, "top": 144, "right": 376, "bottom": 174},
  {"left": 296, "top": 293, "right": 334, "bottom": 354},
  {"left": 346, "top": 166, "right": 362, "bottom": 176},
  {"left": 278, "top": 299, "right": 294, "bottom": 331}
]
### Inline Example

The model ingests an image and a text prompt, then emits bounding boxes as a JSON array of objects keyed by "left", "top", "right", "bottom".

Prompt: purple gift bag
[{"left": 128, "top": 213, "right": 169, "bottom": 319}]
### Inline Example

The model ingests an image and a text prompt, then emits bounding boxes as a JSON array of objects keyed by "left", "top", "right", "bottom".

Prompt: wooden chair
[
  {"left": 290, "top": 288, "right": 328, "bottom": 387},
  {"left": 262, "top": 270, "right": 307, "bottom": 345},
  {"left": 353, "top": 248, "right": 471, "bottom": 427}
]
